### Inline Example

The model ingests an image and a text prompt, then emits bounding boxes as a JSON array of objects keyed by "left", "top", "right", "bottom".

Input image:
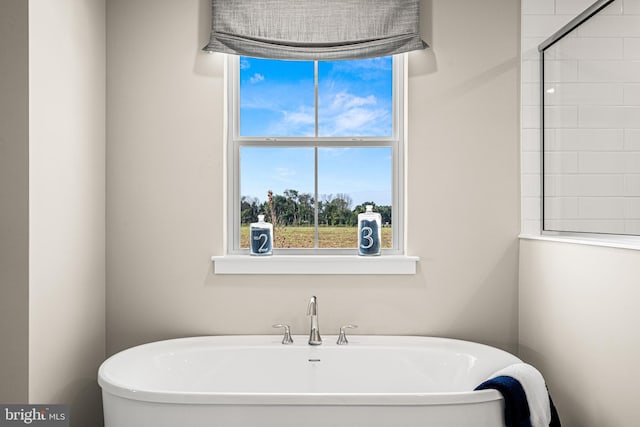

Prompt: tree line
[{"left": 241, "top": 189, "right": 392, "bottom": 227}]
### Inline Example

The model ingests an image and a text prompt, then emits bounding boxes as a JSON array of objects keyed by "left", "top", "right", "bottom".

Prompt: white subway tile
[
  {"left": 624, "top": 129, "right": 640, "bottom": 149},
  {"left": 578, "top": 60, "right": 640, "bottom": 82},
  {"left": 523, "top": 15, "right": 577, "bottom": 38},
  {"left": 629, "top": 152, "right": 640, "bottom": 171},
  {"left": 542, "top": 219, "right": 564, "bottom": 231},
  {"left": 544, "top": 106, "right": 579, "bottom": 128},
  {"left": 544, "top": 129, "right": 556, "bottom": 150},
  {"left": 582, "top": 220, "right": 626, "bottom": 233},
  {"left": 522, "top": 105, "right": 541, "bottom": 129},
  {"left": 625, "top": 197, "right": 640, "bottom": 218},
  {"left": 522, "top": 60, "right": 541, "bottom": 83},
  {"left": 545, "top": 152, "right": 579, "bottom": 173},
  {"left": 625, "top": 174, "right": 640, "bottom": 195},
  {"left": 522, "top": 173, "right": 542, "bottom": 197},
  {"left": 544, "top": 196, "right": 579, "bottom": 218},
  {"left": 523, "top": 151, "right": 542, "bottom": 174},
  {"left": 578, "top": 197, "right": 627, "bottom": 218},
  {"left": 544, "top": 37, "right": 623, "bottom": 60},
  {"left": 545, "top": 219, "right": 626, "bottom": 233},
  {"left": 544, "top": 60, "right": 579, "bottom": 82},
  {"left": 545, "top": 83, "right": 624, "bottom": 105},
  {"left": 522, "top": 220, "right": 542, "bottom": 234},
  {"left": 551, "top": 129, "right": 625, "bottom": 151},
  {"left": 523, "top": 197, "right": 542, "bottom": 220},
  {"left": 623, "top": 37, "right": 640, "bottom": 59},
  {"left": 579, "top": 105, "right": 640, "bottom": 129},
  {"left": 556, "top": 0, "right": 622, "bottom": 15},
  {"left": 578, "top": 15, "right": 640, "bottom": 37},
  {"left": 624, "top": 220, "right": 640, "bottom": 235},
  {"left": 523, "top": 0, "right": 555, "bottom": 14},
  {"left": 523, "top": 83, "right": 541, "bottom": 106},
  {"left": 586, "top": 220, "right": 627, "bottom": 233},
  {"left": 579, "top": 151, "right": 640, "bottom": 173},
  {"left": 522, "top": 129, "right": 542, "bottom": 152},
  {"left": 545, "top": 174, "right": 626, "bottom": 196},
  {"left": 623, "top": 84, "right": 640, "bottom": 105},
  {"left": 624, "top": 0, "right": 640, "bottom": 15},
  {"left": 579, "top": 106, "right": 640, "bottom": 128},
  {"left": 602, "top": 0, "right": 625, "bottom": 15}
]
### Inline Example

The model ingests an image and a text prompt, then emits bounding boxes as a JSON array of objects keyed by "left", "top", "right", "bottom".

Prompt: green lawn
[{"left": 241, "top": 225, "right": 392, "bottom": 249}]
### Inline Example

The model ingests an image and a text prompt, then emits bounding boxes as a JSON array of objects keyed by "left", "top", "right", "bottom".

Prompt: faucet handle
[
  {"left": 272, "top": 324, "right": 294, "bottom": 345},
  {"left": 336, "top": 324, "right": 358, "bottom": 345}
]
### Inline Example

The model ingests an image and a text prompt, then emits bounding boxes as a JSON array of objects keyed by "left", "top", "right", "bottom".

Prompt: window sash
[{"left": 226, "top": 54, "right": 405, "bottom": 255}]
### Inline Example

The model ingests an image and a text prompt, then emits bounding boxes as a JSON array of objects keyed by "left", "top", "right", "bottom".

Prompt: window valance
[{"left": 203, "top": 0, "right": 428, "bottom": 60}]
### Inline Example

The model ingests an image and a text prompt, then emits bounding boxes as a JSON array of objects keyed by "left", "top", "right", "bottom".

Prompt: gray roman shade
[{"left": 203, "top": 0, "right": 428, "bottom": 60}]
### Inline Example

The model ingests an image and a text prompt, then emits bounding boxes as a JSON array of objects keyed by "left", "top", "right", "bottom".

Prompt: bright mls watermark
[{"left": 0, "top": 405, "right": 68, "bottom": 427}]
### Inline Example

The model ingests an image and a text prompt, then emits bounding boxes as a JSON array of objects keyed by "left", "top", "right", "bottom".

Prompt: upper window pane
[
  {"left": 239, "top": 57, "right": 314, "bottom": 137},
  {"left": 318, "top": 57, "right": 393, "bottom": 137},
  {"left": 239, "top": 56, "right": 393, "bottom": 138}
]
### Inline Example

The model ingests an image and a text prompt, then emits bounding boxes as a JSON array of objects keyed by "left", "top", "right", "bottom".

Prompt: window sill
[
  {"left": 519, "top": 233, "right": 640, "bottom": 251},
  {"left": 211, "top": 255, "right": 419, "bottom": 275}
]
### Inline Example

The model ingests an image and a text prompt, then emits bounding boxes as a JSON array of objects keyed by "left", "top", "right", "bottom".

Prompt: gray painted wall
[
  {"left": 0, "top": 0, "right": 29, "bottom": 403},
  {"left": 519, "top": 239, "right": 640, "bottom": 426},
  {"left": 106, "top": 0, "right": 521, "bottom": 355},
  {"left": 0, "top": 0, "right": 106, "bottom": 424},
  {"left": 27, "top": 1, "right": 106, "bottom": 424}
]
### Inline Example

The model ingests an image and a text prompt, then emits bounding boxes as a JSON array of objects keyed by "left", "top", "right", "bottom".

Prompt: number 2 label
[{"left": 257, "top": 233, "right": 268, "bottom": 252}]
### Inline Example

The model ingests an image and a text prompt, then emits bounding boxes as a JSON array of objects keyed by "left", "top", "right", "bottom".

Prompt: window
[
  {"left": 540, "top": 0, "right": 640, "bottom": 238},
  {"left": 227, "top": 55, "right": 405, "bottom": 254}
]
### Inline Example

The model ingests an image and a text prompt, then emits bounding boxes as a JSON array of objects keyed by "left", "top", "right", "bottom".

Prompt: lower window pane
[
  {"left": 240, "top": 147, "right": 315, "bottom": 248},
  {"left": 317, "top": 147, "right": 392, "bottom": 249}
]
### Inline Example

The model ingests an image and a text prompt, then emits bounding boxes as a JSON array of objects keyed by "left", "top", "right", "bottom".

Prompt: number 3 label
[{"left": 360, "top": 226, "right": 374, "bottom": 249}]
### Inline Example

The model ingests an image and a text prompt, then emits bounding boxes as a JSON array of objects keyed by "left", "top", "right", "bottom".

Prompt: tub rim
[{"left": 98, "top": 335, "right": 517, "bottom": 406}]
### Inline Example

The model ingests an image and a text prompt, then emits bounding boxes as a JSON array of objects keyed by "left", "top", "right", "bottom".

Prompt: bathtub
[{"left": 98, "top": 335, "right": 520, "bottom": 427}]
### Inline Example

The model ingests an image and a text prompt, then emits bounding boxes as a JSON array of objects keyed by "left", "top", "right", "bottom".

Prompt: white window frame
[{"left": 225, "top": 54, "right": 407, "bottom": 256}]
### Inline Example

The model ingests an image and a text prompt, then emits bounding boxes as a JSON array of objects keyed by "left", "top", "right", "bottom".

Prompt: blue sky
[{"left": 239, "top": 56, "right": 393, "bottom": 207}]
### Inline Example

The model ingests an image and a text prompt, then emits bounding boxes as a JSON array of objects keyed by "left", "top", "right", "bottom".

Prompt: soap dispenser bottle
[
  {"left": 357, "top": 205, "right": 381, "bottom": 256},
  {"left": 250, "top": 214, "right": 273, "bottom": 256}
]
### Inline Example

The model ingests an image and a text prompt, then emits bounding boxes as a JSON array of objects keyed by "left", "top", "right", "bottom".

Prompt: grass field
[{"left": 241, "top": 225, "right": 392, "bottom": 249}]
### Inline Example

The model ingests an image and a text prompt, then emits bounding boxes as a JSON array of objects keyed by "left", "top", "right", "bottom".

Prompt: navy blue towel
[
  {"left": 475, "top": 375, "right": 532, "bottom": 427},
  {"left": 549, "top": 393, "right": 561, "bottom": 427},
  {"left": 475, "top": 376, "right": 561, "bottom": 427}
]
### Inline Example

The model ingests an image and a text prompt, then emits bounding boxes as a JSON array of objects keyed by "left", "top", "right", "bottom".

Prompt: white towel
[{"left": 487, "top": 363, "right": 551, "bottom": 427}]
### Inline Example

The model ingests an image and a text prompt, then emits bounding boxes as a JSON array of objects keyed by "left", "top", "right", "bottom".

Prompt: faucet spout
[{"left": 307, "top": 296, "right": 322, "bottom": 345}]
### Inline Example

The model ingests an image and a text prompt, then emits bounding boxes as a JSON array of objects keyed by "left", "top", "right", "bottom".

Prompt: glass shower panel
[{"left": 542, "top": 0, "right": 640, "bottom": 236}]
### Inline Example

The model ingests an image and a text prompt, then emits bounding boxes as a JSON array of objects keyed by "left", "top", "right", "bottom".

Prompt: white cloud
[
  {"left": 283, "top": 109, "right": 314, "bottom": 125},
  {"left": 240, "top": 58, "right": 251, "bottom": 70},
  {"left": 249, "top": 73, "right": 265, "bottom": 84},
  {"left": 319, "top": 90, "right": 390, "bottom": 136},
  {"left": 331, "top": 92, "right": 377, "bottom": 110},
  {"left": 262, "top": 106, "right": 315, "bottom": 136},
  {"left": 330, "top": 106, "right": 388, "bottom": 136},
  {"left": 273, "top": 167, "right": 296, "bottom": 182}
]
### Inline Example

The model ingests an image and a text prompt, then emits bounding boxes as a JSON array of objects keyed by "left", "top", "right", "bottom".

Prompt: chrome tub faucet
[{"left": 307, "top": 296, "right": 322, "bottom": 345}]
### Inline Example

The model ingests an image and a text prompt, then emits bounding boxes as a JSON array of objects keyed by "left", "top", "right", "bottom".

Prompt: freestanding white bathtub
[{"left": 98, "top": 335, "right": 520, "bottom": 427}]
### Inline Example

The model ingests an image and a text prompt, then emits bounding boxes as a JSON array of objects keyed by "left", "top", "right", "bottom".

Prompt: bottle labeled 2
[{"left": 250, "top": 214, "right": 273, "bottom": 256}]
